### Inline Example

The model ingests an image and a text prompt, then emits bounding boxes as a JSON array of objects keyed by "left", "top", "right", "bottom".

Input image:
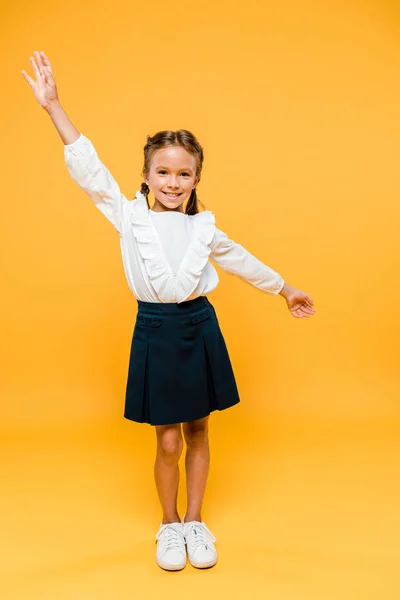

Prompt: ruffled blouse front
[
  {"left": 130, "top": 191, "right": 217, "bottom": 303},
  {"left": 64, "top": 133, "right": 285, "bottom": 303}
]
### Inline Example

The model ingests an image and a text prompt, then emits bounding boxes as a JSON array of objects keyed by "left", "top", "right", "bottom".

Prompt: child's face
[{"left": 145, "top": 146, "right": 199, "bottom": 211}]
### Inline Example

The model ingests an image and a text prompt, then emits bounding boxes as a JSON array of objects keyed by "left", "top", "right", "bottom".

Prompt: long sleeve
[
  {"left": 209, "top": 227, "right": 285, "bottom": 295},
  {"left": 64, "top": 134, "right": 133, "bottom": 236}
]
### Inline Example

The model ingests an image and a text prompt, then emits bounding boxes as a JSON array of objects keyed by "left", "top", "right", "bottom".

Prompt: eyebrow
[{"left": 155, "top": 166, "right": 194, "bottom": 173}]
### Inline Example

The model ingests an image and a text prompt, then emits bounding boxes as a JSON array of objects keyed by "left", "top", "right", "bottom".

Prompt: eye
[{"left": 157, "top": 170, "right": 191, "bottom": 177}]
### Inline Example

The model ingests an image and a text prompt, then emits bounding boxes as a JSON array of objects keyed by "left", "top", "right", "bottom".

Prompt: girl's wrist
[
  {"left": 278, "top": 282, "right": 292, "bottom": 299},
  {"left": 45, "top": 99, "right": 62, "bottom": 114}
]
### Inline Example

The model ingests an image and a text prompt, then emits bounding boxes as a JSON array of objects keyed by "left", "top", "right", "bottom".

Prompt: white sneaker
[
  {"left": 155, "top": 522, "right": 187, "bottom": 571},
  {"left": 182, "top": 518, "right": 218, "bottom": 568}
]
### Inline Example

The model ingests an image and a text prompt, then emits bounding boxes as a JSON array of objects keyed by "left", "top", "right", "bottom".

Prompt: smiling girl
[{"left": 22, "top": 50, "right": 316, "bottom": 572}]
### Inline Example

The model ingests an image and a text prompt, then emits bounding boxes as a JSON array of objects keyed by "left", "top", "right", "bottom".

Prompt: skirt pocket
[
  {"left": 137, "top": 314, "right": 162, "bottom": 328},
  {"left": 189, "top": 307, "right": 211, "bottom": 324}
]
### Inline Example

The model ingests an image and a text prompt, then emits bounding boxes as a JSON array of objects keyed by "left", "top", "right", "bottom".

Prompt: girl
[{"left": 22, "top": 50, "right": 316, "bottom": 572}]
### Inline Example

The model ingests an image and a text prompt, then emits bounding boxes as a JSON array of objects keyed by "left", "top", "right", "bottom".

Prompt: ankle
[
  {"left": 162, "top": 516, "right": 181, "bottom": 524},
  {"left": 184, "top": 514, "right": 201, "bottom": 523}
]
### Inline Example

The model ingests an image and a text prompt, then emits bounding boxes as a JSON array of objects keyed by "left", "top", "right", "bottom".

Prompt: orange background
[{"left": 1, "top": 0, "right": 399, "bottom": 597}]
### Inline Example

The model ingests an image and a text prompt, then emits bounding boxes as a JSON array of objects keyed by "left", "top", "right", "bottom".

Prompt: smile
[{"left": 163, "top": 192, "right": 182, "bottom": 198}]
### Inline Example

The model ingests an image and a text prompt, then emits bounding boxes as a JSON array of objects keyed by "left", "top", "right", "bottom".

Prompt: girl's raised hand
[{"left": 21, "top": 50, "right": 59, "bottom": 110}]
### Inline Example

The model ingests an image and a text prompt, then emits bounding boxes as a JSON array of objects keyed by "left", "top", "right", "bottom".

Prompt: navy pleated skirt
[{"left": 123, "top": 296, "right": 241, "bottom": 426}]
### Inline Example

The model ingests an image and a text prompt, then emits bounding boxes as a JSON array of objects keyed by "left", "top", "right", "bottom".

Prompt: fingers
[
  {"left": 34, "top": 50, "right": 44, "bottom": 75},
  {"left": 289, "top": 302, "right": 316, "bottom": 318},
  {"left": 28, "top": 50, "right": 47, "bottom": 79},
  {"left": 292, "top": 309, "right": 310, "bottom": 318},
  {"left": 302, "top": 304, "right": 315, "bottom": 314},
  {"left": 39, "top": 50, "right": 54, "bottom": 78},
  {"left": 40, "top": 50, "right": 51, "bottom": 69},
  {"left": 29, "top": 54, "right": 41, "bottom": 79},
  {"left": 21, "top": 69, "right": 35, "bottom": 87},
  {"left": 23, "top": 50, "right": 54, "bottom": 86},
  {"left": 290, "top": 301, "right": 315, "bottom": 313}
]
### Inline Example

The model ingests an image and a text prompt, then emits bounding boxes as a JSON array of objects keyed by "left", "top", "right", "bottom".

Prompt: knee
[
  {"left": 157, "top": 428, "right": 183, "bottom": 463},
  {"left": 184, "top": 418, "right": 209, "bottom": 447}
]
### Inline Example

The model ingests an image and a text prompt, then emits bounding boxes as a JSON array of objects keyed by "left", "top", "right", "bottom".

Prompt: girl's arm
[
  {"left": 210, "top": 228, "right": 316, "bottom": 318},
  {"left": 209, "top": 227, "right": 285, "bottom": 295},
  {"left": 63, "top": 133, "right": 132, "bottom": 236},
  {"left": 22, "top": 50, "right": 132, "bottom": 236},
  {"left": 47, "top": 101, "right": 80, "bottom": 145}
]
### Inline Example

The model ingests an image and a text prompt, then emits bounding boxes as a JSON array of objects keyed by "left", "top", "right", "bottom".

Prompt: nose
[{"left": 167, "top": 176, "right": 180, "bottom": 189}]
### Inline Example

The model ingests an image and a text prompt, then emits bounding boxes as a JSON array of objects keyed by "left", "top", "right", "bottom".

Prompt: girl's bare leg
[
  {"left": 182, "top": 416, "right": 210, "bottom": 522},
  {"left": 154, "top": 423, "right": 184, "bottom": 524}
]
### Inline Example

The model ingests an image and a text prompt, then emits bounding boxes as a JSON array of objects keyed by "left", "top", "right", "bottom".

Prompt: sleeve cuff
[
  {"left": 63, "top": 133, "right": 90, "bottom": 156},
  {"left": 275, "top": 277, "right": 285, "bottom": 295}
]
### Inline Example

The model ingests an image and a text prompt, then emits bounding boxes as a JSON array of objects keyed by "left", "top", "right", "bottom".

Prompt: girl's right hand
[{"left": 21, "top": 50, "right": 59, "bottom": 110}]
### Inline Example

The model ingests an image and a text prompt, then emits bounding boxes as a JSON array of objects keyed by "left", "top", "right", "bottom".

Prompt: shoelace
[
  {"left": 156, "top": 523, "right": 185, "bottom": 552},
  {"left": 183, "top": 521, "right": 216, "bottom": 550}
]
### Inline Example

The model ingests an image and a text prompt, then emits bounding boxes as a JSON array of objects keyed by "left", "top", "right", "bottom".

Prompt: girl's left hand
[{"left": 284, "top": 288, "right": 316, "bottom": 319}]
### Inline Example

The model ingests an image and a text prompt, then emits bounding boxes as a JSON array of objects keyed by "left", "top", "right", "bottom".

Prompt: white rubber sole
[
  {"left": 156, "top": 557, "right": 187, "bottom": 571},
  {"left": 188, "top": 556, "right": 218, "bottom": 569}
]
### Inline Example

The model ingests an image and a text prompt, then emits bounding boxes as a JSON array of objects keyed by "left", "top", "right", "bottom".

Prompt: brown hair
[{"left": 140, "top": 130, "right": 205, "bottom": 215}]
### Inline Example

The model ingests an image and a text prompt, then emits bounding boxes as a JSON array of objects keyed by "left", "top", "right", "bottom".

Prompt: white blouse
[{"left": 64, "top": 134, "right": 285, "bottom": 304}]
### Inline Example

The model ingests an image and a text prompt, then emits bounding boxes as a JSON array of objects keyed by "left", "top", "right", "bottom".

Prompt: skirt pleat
[{"left": 124, "top": 296, "right": 240, "bottom": 426}]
